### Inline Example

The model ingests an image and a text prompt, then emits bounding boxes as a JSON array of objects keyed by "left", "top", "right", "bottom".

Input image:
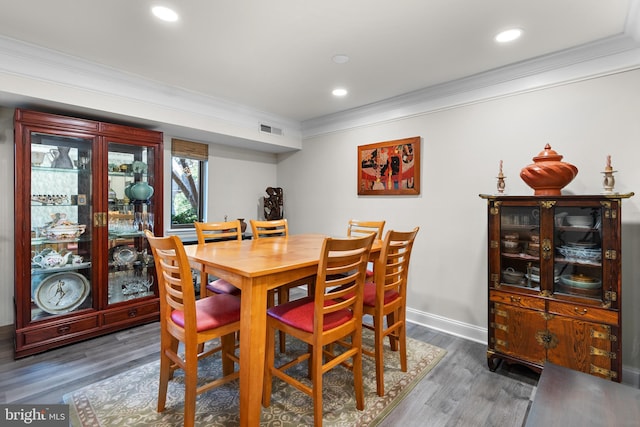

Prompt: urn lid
[{"left": 532, "top": 144, "right": 563, "bottom": 162}]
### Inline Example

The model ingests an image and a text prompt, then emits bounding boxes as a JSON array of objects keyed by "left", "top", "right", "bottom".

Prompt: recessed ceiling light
[
  {"left": 495, "top": 28, "right": 522, "bottom": 43},
  {"left": 152, "top": 6, "right": 179, "bottom": 22},
  {"left": 332, "top": 88, "right": 348, "bottom": 97},
  {"left": 332, "top": 54, "right": 350, "bottom": 64}
]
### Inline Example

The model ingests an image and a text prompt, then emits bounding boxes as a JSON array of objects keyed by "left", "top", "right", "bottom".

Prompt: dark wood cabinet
[
  {"left": 480, "top": 194, "right": 633, "bottom": 381},
  {"left": 14, "top": 109, "right": 163, "bottom": 358}
]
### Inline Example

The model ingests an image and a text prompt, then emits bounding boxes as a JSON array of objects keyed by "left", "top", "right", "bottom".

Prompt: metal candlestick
[
  {"left": 497, "top": 160, "right": 506, "bottom": 194},
  {"left": 602, "top": 155, "right": 616, "bottom": 194}
]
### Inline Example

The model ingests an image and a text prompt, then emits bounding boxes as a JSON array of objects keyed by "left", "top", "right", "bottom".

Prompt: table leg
[{"left": 238, "top": 277, "right": 268, "bottom": 427}]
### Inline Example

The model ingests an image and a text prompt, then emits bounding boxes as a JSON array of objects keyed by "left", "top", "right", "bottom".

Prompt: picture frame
[{"left": 357, "top": 136, "right": 420, "bottom": 195}]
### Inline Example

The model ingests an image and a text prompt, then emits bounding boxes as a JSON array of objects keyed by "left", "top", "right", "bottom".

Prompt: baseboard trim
[{"left": 406, "top": 307, "right": 639, "bottom": 387}]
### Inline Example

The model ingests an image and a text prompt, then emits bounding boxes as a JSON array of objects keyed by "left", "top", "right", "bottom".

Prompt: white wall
[
  {"left": 279, "top": 69, "right": 640, "bottom": 379},
  {"left": 0, "top": 107, "right": 15, "bottom": 328}
]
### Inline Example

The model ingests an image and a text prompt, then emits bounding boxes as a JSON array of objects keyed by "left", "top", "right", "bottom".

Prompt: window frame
[{"left": 170, "top": 140, "right": 208, "bottom": 229}]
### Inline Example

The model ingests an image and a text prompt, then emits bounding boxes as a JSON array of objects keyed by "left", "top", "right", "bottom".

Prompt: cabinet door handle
[
  {"left": 574, "top": 307, "right": 588, "bottom": 315},
  {"left": 57, "top": 325, "right": 71, "bottom": 334},
  {"left": 510, "top": 296, "right": 521, "bottom": 303}
]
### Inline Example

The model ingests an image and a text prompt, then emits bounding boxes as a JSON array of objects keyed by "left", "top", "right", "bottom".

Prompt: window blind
[{"left": 171, "top": 138, "right": 208, "bottom": 161}]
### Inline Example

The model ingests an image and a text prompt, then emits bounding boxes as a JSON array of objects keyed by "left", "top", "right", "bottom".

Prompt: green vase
[{"left": 130, "top": 181, "right": 154, "bottom": 201}]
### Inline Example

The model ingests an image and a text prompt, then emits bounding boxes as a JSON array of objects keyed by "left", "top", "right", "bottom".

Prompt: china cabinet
[
  {"left": 480, "top": 193, "right": 633, "bottom": 382},
  {"left": 14, "top": 109, "right": 163, "bottom": 358}
]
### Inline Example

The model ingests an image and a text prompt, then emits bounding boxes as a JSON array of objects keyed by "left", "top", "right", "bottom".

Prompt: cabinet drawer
[
  {"left": 547, "top": 301, "right": 618, "bottom": 325},
  {"left": 490, "top": 290, "right": 544, "bottom": 310},
  {"left": 103, "top": 301, "right": 159, "bottom": 325},
  {"left": 22, "top": 316, "right": 99, "bottom": 345}
]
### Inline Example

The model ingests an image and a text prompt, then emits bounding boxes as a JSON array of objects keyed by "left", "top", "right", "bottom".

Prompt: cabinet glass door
[
  {"left": 553, "top": 205, "right": 603, "bottom": 300},
  {"left": 106, "top": 143, "right": 156, "bottom": 305},
  {"left": 499, "top": 205, "right": 541, "bottom": 290},
  {"left": 30, "top": 133, "right": 94, "bottom": 321}
]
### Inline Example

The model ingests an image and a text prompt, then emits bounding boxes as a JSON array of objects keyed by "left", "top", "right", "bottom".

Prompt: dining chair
[
  {"left": 347, "top": 219, "right": 385, "bottom": 238},
  {"left": 250, "top": 218, "right": 289, "bottom": 238},
  {"left": 250, "top": 218, "right": 316, "bottom": 353},
  {"left": 194, "top": 220, "right": 243, "bottom": 297},
  {"left": 362, "top": 227, "right": 419, "bottom": 396},
  {"left": 144, "top": 230, "right": 241, "bottom": 427},
  {"left": 347, "top": 219, "right": 385, "bottom": 277},
  {"left": 262, "top": 233, "right": 375, "bottom": 427}
]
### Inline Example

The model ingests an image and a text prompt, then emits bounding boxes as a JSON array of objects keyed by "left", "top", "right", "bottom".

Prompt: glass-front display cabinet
[
  {"left": 480, "top": 193, "right": 633, "bottom": 382},
  {"left": 14, "top": 109, "right": 163, "bottom": 358}
]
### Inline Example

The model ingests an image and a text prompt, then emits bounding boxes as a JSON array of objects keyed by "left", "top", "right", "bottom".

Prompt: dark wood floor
[{"left": 0, "top": 316, "right": 538, "bottom": 426}]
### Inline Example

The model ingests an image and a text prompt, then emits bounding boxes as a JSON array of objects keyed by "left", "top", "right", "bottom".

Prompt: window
[{"left": 171, "top": 139, "right": 208, "bottom": 228}]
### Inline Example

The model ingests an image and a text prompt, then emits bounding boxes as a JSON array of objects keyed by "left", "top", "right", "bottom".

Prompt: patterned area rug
[{"left": 64, "top": 330, "right": 446, "bottom": 426}]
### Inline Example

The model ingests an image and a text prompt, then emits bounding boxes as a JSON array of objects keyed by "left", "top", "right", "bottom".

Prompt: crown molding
[
  {"left": 0, "top": 35, "right": 302, "bottom": 153},
  {"left": 302, "top": 32, "right": 640, "bottom": 139}
]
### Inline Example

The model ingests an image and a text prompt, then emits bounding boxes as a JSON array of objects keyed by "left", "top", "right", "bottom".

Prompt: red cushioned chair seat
[
  {"left": 206, "top": 278, "right": 241, "bottom": 296},
  {"left": 362, "top": 281, "right": 399, "bottom": 307},
  {"left": 171, "top": 293, "right": 241, "bottom": 332},
  {"left": 267, "top": 296, "right": 353, "bottom": 333}
]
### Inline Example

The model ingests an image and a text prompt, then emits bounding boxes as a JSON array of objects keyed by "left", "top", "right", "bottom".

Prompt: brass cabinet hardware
[
  {"left": 591, "top": 329, "right": 617, "bottom": 342},
  {"left": 590, "top": 346, "right": 617, "bottom": 359},
  {"left": 94, "top": 212, "right": 107, "bottom": 227},
  {"left": 491, "top": 273, "right": 500, "bottom": 288},
  {"left": 540, "top": 201, "right": 556, "bottom": 209},
  {"left": 490, "top": 240, "right": 499, "bottom": 249},
  {"left": 535, "top": 330, "right": 558, "bottom": 349},
  {"left": 509, "top": 296, "right": 521, "bottom": 303},
  {"left": 574, "top": 307, "right": 588, "bottom": 315},
  {"left": 541, "top": 238, "right": 552, "bottom": 260},
  {"left": 605, "top": 291, "right": 617, "bottom": 302},
  {"left": 590, "top": 364, "right": 618, "bottom": 379},
  {"left": 491, "top": 322, "right": 509, "bottom": 332},
  {"left": 605, "top": 249, "right": 617, "bottom": 260},
  {"left": 493, "top": 308, "right": 508, "bottom": 318}
]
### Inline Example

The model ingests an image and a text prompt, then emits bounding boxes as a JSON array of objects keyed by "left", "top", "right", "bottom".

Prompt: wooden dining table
[{"left": 184, "top": 233, "right": 381, "bottom": 427}]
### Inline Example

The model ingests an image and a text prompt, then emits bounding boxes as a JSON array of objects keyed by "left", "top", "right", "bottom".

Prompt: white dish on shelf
[
  {"left": 32, "top": 262, "right": 92, "bottom": 273},
  {"left": 34, "top": 272, "right": 90, "bottom": 314},
  {"left": 565, "top": 216, "right": 592, "bottom": 227},
  {"left": 557, "top": 246, "right": 601, "bottom": 263},
  {"left": 44, "top": 224, "right": 86, "bottom": 240},
  {"left": 566, "top": 241, "right": 598, "bottom": 249}
]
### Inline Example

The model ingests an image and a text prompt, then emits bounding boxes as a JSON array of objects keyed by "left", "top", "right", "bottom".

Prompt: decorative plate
[
  {"left": 559, "top": 274, "right": 602, "bottom": 289},
  {"left": 34, "top": 272, "right": 90, "bottom": 314},
  {"left": 113, "top": 245, "right": 138, "bottom": 265}
]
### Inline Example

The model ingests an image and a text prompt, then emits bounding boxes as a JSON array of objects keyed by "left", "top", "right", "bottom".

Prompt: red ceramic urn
[{"left": 520, "top": 144, "right": 578, "bottom": 196}]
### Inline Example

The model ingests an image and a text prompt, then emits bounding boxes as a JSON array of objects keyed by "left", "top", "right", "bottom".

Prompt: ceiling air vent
[{"left": 260, "top": 123, "right": 283, "bottom": 136}]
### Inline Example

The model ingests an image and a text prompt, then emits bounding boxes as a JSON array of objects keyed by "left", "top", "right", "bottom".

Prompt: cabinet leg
[{"left": 487, "top": 353, "right": 502, "bottom": 372}]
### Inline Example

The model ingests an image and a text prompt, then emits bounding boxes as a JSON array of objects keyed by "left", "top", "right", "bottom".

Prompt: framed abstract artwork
[{"left": 357, "top": 136, "right": 420, "bottom": 195}]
